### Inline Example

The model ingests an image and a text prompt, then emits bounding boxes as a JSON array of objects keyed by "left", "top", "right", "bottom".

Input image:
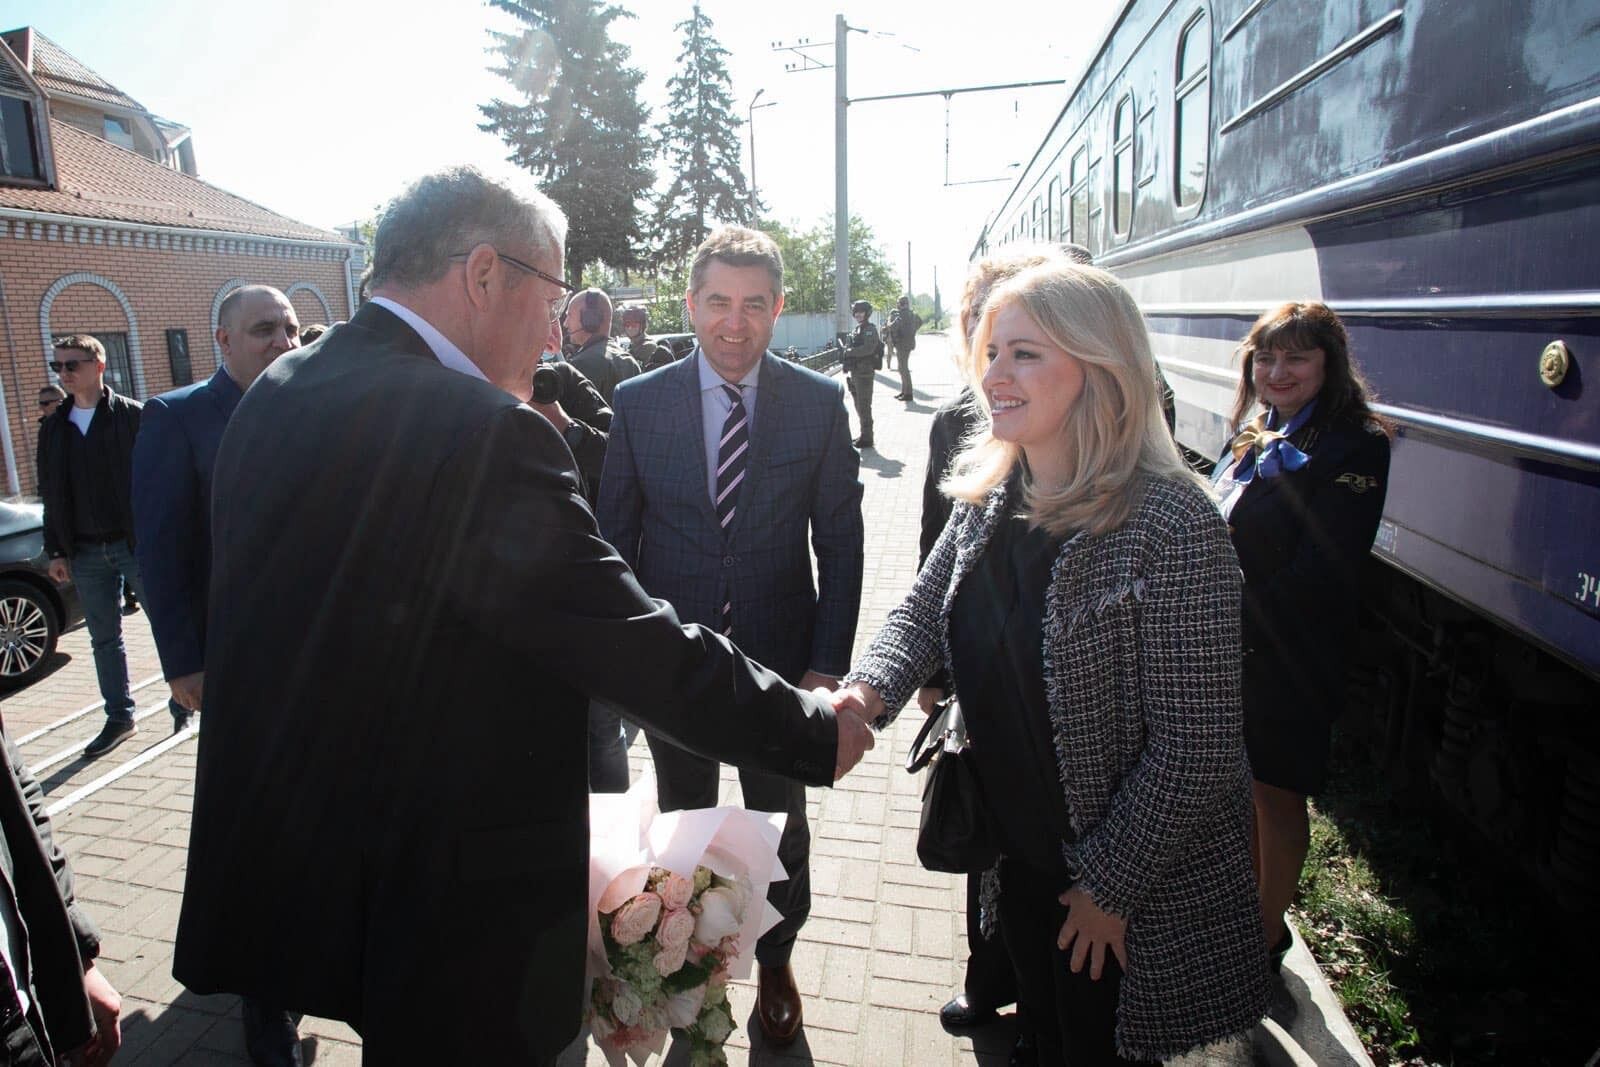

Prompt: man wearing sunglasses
[
  {"left": 37, "top": 384, "right": 65, "bottom": 425},
  {"left": 36, "top": 335, "right": 147, "bottom": 759}
]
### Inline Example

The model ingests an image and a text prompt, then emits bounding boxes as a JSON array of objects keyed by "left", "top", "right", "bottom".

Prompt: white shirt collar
[
  {"left": 370, "top": 297, "right": 487, "bottom": 383},
  {"left": 695, "top": 348, "right": 762, "bottom": 396}
]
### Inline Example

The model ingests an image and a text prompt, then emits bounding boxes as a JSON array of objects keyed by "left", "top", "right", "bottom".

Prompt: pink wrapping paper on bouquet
[{"left": 585, "top": 774, "right": 788, "bottom": 1066}]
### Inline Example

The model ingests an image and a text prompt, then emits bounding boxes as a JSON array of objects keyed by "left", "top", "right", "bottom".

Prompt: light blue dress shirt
[{"left": 696, "top": 350, "right": 762, "bottom": 505}]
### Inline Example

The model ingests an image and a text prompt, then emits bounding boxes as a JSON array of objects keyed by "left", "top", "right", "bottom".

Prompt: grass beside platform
[{"left": 1292, "top": 722, "right": 1595, "bottom": 1066}]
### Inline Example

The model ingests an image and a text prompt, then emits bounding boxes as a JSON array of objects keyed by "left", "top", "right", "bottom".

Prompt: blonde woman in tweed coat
[{"left": 838, "top": 263, "right": 1270, "bottom": 1063}]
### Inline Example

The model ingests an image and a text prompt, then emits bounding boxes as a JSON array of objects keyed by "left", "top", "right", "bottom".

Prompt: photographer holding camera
[{"left": 529, "top": 356, "right": 612, "bottom": 507}]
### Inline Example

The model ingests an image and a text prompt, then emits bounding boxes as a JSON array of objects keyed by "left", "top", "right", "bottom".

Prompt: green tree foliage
[
  {"left": 753, "top": 216, "right": 900, "bottom": 315},
  {"left": 844, "top": 214, "right": 902, "bottom": 315},
  {"left": 650, "top": 4, "right": 754, "bottom": 268},
  {"left": 481, "top": 0, "right": 655, "bottom": 285},
  {"left": 752, "top": 219, "right": 829, "bottom": 314}
]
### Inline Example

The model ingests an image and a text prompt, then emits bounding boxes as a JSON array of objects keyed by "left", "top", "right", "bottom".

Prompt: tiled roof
[
  {"left": 21, "top": 30, "right": 143, "bottom": 112},
  {"left": 0, "top": 120, "right": 345, "bottom": 243},
  {"left": 0, "top": 51, "right": 29, "bottom": 97}
]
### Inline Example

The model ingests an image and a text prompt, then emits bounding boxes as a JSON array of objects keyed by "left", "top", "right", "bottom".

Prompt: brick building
[{"left": 0, "top": 27, "right": 359, "bottom": 496}]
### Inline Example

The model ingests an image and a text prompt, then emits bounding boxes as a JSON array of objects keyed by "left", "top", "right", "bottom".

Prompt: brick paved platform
[{"left": 0, "top": 336, "right": 1370, "bottom": 1065}]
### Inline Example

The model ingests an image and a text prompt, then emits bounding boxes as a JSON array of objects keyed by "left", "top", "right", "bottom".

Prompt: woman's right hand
[
  {"left": 832, "top": 681, "right": 886, "bottom": 723},
  {"left": 1057, "top": 886, "right": 1127, "bottom": 980}
]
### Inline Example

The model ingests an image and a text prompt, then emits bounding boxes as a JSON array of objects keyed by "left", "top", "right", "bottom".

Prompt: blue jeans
[{"left": 69, "top": 539, "right": 146, "bottom": 723}]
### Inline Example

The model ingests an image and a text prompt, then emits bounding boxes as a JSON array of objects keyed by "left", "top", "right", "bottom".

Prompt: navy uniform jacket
[
  {"left": 173, "top": 304, "right": 840, "bottom": 1063},
  {"left": 130, "top": 365, "right": 245, "bottom": 680},
  {"left": 1221, "top": 413, "right": 1391, "bottom": 715},
  {"left": 597, "top": 350, "right": 865, "bottom": 683}
]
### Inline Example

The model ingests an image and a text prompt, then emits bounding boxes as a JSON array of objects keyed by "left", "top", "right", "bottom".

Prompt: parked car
[
  {"left": 648, "top": 333, "right": 697, "bottom": 360},
  {"left": 0, "top": 500, "right": 82, "bottom": 688}
]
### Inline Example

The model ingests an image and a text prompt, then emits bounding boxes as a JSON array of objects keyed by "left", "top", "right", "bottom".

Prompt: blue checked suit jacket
[{"left": 598, "top": 350, "right": 865, "bottom": 682}]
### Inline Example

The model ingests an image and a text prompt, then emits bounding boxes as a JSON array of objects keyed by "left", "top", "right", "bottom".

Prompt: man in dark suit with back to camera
[
  {"left": 597, "top": 225, "right": 865, "bottom": 1046},
  {"left": 131, "top": 283, "right": 305, "bottom": 1066},
  {"left": 172, "top": 167, "right": 875, "bottom": 1065},
  {"left": 562, "top": 287, "right": 638, "bottom": 404}
]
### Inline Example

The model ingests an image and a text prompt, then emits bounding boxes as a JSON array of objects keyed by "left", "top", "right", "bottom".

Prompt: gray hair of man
[{"left": 365, "top": 166, "right": 568, "bottom": 292}]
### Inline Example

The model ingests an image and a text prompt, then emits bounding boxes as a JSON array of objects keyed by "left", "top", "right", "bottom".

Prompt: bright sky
[{"left": 6, "top": 0, "right": 1121, "bottom": 308}]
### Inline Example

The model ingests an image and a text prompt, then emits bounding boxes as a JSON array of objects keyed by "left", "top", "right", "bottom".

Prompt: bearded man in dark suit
[{"left": 172, "top": 167, "right": 875, "bottom": 1065}]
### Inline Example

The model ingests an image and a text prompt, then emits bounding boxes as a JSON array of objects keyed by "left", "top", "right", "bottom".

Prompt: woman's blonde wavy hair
[{"left": 943, "top": 262, "right": 1207, "bottom": 537}]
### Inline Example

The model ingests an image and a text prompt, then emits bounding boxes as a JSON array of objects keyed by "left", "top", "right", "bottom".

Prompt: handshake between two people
[{"left": 808, "top": 677, "right": 888, "bottom": 783}]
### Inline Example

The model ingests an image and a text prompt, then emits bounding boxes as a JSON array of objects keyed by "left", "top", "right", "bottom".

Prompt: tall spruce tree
[
  {"left": 650, "top": 4, "right": 754, "bottom": 267},
  {"left": 481, "top": 0, "right": 654, "bottom": 284}
]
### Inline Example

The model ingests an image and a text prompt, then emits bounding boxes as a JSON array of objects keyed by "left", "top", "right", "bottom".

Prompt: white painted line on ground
[
  {"left": 12, "top": 672, "right": 164, "bottom": 745},
  {"left": 45, "top": 722, "right": 196, "bottom": 818},
  {"left": 27, "top": 699, "right": 173, "bottom": 776}
]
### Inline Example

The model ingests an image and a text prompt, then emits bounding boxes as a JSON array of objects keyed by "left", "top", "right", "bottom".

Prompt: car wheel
[{"left": 0, "top": 579, "right": 58, "bottom": 688}]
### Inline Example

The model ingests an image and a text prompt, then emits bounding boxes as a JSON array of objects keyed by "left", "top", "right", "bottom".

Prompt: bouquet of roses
[{"left": 587, "top": 777, "right": 787, "bottom": 1067}]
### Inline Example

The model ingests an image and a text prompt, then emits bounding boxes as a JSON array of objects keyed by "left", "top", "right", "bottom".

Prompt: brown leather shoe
[{"left": 756, "top": 962, "right": 803, "bottom": 1045}]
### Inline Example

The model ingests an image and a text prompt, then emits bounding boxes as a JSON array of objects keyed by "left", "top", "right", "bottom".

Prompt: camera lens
[{"left": 531, "top": 365, "right": 561, "bottom": 405}]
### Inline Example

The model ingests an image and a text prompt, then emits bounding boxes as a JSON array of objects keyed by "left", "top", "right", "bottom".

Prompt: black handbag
[{"left": 904, "top": 697, "right": 998, "bottom": 873}]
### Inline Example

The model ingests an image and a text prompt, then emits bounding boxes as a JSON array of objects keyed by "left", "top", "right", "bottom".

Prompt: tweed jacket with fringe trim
[{"left": 846, "top": 473, "right": 1271, "bottom": 1060}]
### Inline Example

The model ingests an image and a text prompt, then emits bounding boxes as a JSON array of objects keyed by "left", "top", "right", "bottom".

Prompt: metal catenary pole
[{"left": 833, "top": 14, "right": 850, "bottom": 334}]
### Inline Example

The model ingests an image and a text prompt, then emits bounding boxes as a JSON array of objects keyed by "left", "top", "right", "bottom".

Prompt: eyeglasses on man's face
[
  {"left": 450, "top": 248, "right": 575, "bottom": 323},
  {"left": 48, "top": 358, "right": 97, "bottom": 374},
  {"left": 449, "top": 249, "right": 574, "bottom": 292}
]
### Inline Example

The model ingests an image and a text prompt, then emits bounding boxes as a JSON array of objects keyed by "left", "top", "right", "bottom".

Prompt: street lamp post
[{"left": 748, "top": 89, "right": 777, "bottom": 208}]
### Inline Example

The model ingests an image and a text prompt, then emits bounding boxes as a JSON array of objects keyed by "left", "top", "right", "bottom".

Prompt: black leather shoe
[
  {"left": 853, "top": 437, "right": 874, "bottom": 449},
  {"left": 939, "top": 993, "right": 998, "bottom": 1031},
  {"left": 755, "top": 962, "right": 803, "bottom": 1045},
  {"left": 242, "top": 999, "right": 303, "bottom": 1067},
  {"left": 83, "top": 720, "right": 135, "bottom": 760},
  {"left": 1009, "top": 1031, "right": 1039, "bottom": 1067}
]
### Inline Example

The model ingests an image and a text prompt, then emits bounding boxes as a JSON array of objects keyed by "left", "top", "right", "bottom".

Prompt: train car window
[
  {"left": 1032, "top": 196, "right": 1042, "bottom": 240},
  {"left": 1175, "top": 9, "right": 1211, "bottom": 211},
  {"left": 1137, "top": 81, "right": 1158, "bottom": 187},
  {"left": 1068, "top": 146, "right": 1088, "bottom": 245},
  {"left": 1046, "top": 176, "right": 1060, "bottom": 241},
  {"left": 1087, "top": 155, "right": 1103, "bottom": 255},
  {"left": 1113, "top": 93, "right": 1135, "bottom": 239}
]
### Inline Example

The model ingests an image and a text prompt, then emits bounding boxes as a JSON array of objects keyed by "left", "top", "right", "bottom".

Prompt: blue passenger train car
[{"left": 973, "top": 0, "right": 1600, "bottom": 904}]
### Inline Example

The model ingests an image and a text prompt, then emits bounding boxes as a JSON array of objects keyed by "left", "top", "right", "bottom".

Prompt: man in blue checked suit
[{"left": 597, "top": 225, "right": 864, "bottom": 1047}]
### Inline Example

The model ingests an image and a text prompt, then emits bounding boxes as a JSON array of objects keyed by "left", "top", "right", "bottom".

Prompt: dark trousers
[
  {"left": 586, "top": 700, "right": 630, "bottom": 793},
  {"left": 849, "top": 370, "right": 874, "bottom": 441},
  {"left": 646, "top": 732, "right": 810, "bottom": 966},
  {"left": 997, "top": 859, "right": 1153, "bottom": 1067},
  {"left": 964, "top": 871, "right": 1018, "bottom": 1009}
]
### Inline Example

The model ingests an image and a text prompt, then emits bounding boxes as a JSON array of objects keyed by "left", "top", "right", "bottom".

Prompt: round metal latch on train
[{"left": 1539, "top": 340, "right": 1570, "bottom": 388}]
